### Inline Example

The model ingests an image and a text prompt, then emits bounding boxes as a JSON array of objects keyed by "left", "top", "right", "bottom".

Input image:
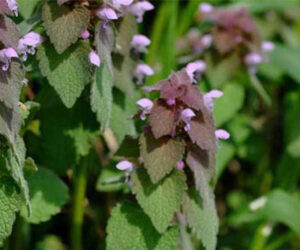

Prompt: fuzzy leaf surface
[
  {"left": 20, "top": 167, "right": 68, "bottom": 224},
  {"left": 140, "top": 133, "right": 185, "bottom": 183},
  {"left": 37, "top": 41, "right": 93, "bottom": 108},
  {"left": 43, "top": 2, "right": 89, "bottom": 54},
  {"left": 132, "top": 168, "right": 186, "bottom": 233}
]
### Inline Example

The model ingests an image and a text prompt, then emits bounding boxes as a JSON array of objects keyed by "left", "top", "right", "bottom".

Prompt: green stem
[
  {"left": 70, "top": 160, "right": 89, "bottom": 250},
  {"left": 9, "top": 215, "right": 24, "bottom": 250}
]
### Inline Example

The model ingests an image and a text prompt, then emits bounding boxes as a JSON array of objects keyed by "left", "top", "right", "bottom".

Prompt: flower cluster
[
  {"left": 179, "top": 3, "right": 275, "bottom": 75},
  {"left": 70, "top": 0, "right": 154, "bottom": 71},
  {"left": 117, "top": 65, "right": 229, "bottom": 174},
  {"left": 0, "top": 31, "right": 42, "bottom": 71}
]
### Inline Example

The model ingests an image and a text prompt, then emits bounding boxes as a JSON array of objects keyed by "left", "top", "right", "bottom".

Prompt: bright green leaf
[
  {"left": 21, "top": 167, "right": 68, "bottom": 224},
  {"left": 43, "top": 2, "right": 90, "bottom": 54},
  {"left": 132, "top": 168, "right": 186, "bottom": 233},
  {"left": 37, "top": 41, "right": 93, "bottom": 108}
]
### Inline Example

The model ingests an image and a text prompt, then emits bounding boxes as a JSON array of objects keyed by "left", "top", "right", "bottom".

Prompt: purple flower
[
  {"left": 89, "top": 51, "right": 101, "bottom": 67},
  {"left": 166, "top": 98, "right": 176, "bottom": 106},
  {"left": 181, "top": 108, "right": 196, "bottom": 131},
  {"left": 136, "top": 98, "right": 153, "bottom": 120},
  {"left": 6, "top": 0, "right": 18, "bottom": 16},
  {"left": 201, "top": 34, "right": 213, "bottom": 48},
  {"left": 133, "top": 63, "right": 154, "bottom": 85},
  {"left": 176, "top": 160, "right": 185, "bottom": 170},
  {"left": 116, "top": 160, "right": 134, "bottom": 171},
  {"left": 215, "top": 129, "right": 230, "bottom": 140},
  {"left": 129, "top": 1, "right": 154, "bottom": 23},
  {"left": 204, "top": 89, "right": 223, "bottom": 111},
  {"left": 111, "top": 0, "right": 134, "bottom": 9},
  {"left": 97, "top": 7, "right": 118, "bottom": 21},
  {"left": 199, "top": 3, "right": 213, "bottom": 14},
  {"left": 18, "top": 32, "right": 42, "bottom": 61},
  {"left": 185, "top": 60, "right": 206, "bottom": 82},
  {"left": 261, "top": 41, "right": 275, "bottom": 53},
  {"left": 0, "top": 47, "right": 18, "bottom": 71},
  {"left": 131, "top": 34, "right": 151, "bottom": 53},
  {"left": 81, "top": 30, "right": 90, "bottom": 39},
  {"left": 245, "top": 52, "right": 262, "bottom": 66}
]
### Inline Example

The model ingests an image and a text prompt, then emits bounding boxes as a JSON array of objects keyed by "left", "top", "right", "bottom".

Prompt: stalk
[{"left": 70, "top": 159, "right": 89, "bottom": 250}]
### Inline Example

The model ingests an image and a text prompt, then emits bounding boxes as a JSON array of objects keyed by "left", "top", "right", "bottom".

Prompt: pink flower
[
  {"left": 176, "top": 161, "right": 185, "bottom": 170},
  {"left": 89, "top": 51, "right": 101, "bottom": 67},
  {"left": 215, "top": 129, "right": 230, "bottom": 140},
  {"left": 0, "top": 47, "right": 18, "bottom": 71},
  {"left": 81, "top": 30, "right": 90, "bottom": 39},
  {"left": 166, "top": 98, "right": 176, "bottom": 106},
  {"left": 129, "top": 1, "right": 154, "bottom": 23},
  {"left": 6, "top": 0, "right": 18, "bottom": 16},
  {"left": 261, "top": 41, "right": 275, "bottom": 52},
  {"left": 199, "top": 3, "right": 213, "bottom": 14},
  {"left": 204, "top": 89, "right": 223, "bottom": 111},
  {"left": 112, "top": 0, "right": 134, "bottom": 9},
  {"left": 136, "top": 98, "right": 153, "bottom": 120},
  {"left": 181, "top": 108, "right": 196, "bottom": 131},
  {"left": 131, "top": 34, "right": 151, "bottom": 53},
  {"left": 97, "top": 7, "right": 118, "bottom": 20},
  {"left": 245, "top": 52, "right": 262, "bottom": 66},
  {"left": 185, "top": 60, "right": 206, "bottom": 82},
  {"left": 18, "top": 32, "right": 42, "bottom": 61},
  {"left": 201, "top": 34, "right": 213, "bottom": 48},
  {"left": 116, "top": 160, "right": 134, "bottom": 171},
  {"left": 133, "top": 63, "right": 154, "bottom": 85}
]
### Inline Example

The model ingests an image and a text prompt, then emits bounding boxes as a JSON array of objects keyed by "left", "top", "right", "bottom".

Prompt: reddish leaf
[
  {"left": 149, "top": 99, "right": 176, "bottom": 139},
  {"left": 187, "top": 109, "right": 216, "bottom": 152},
  {"left": 0, "top": 15, "right": 19, "bottom": 49}
]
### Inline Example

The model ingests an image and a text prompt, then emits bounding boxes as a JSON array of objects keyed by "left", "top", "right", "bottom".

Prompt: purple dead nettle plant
[
  {"left": 116, "top": 63, "right": 229, "bottom": 183},
  {"left": 180, "top": 3, "right": 275, "bottom": 75},
  {"left": 83, "top": 0, "right": 154, "bottom": 69}
]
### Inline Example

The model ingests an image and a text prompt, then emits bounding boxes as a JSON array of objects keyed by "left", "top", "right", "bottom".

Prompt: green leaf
[
  {"left": 36, "top": 235, "right": 66, "bottom": 250},
  {"left": 215, "top": 141, "right": 235, "bottom": 181},
  {"left": 0, "top": 102, "right": 22, "bottom": 144},
  {"left": 38, "top": 84, "right": 98, "bottom": 174},
  {"left": 90, "top": 64, "right": 113, "bottom": 129},
  {"left": 37, "top": 41, "right": 93, "bottom": 108},
  {"left": 96, "top": 166, "right": 125, "bottom": 192},
  {"left": 214, "top": 83, "right": 245, "bottom": 127},
  {"left": 155, "top": 226, "right": 179, "bottom": 250},
  {"left": 132, "top": 168, "right": 186, "bottom": 233},
  {"left": 96, "top": 22, "right": 114, "bottom": 75},
  {"left": 139, "top": 133, "right": 185, "bottom": 183},
  {"left": 20, "top": 167, "right": 68, "bottom": 224},
  {"left": 0, "top": 176, "right": 22, "bottom": 244},
  {"left": 183, "top": 190, "right": 219, "bottom": 250},
  {"left": 287, "top": 135, "right": 300, "bottom": 158},
  {"left": 110, "top": 96, "right": 137, "bottom": 144},
  {"left": 18, "top": 0, "right": 42, "bottom": 19},
  {"left": 43, "top": 2, "right": 90, "bottom": 54},
  {"left": 260, "top": 190, "right": 300, "bottom": 236},
  {"left": 0, "top": 61, "right": 25, "bottom": 109},
  {"left": 106, "top": 202, "right": 179, "bottom": 250},
  {"left": 115, "top": 15, "right": 137, "bottom": 56},
  {"left": 112, "top": 54, "right": 136, "bottom": 96},
  {"left": 267, "top": 45, "right": 300, "bottom": 84}
]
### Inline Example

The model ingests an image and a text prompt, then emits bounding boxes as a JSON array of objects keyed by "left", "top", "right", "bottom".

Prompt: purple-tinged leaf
[
  {"left": 149, "top": 99, "right": 176, "bottom": 139},
  {"left": 187, "top": 109, "right": 216, "bottom": 152},
  {"left": 0, "top": 15, "right": 19, "bottom": 49},
  {"left": 139, "top": 133, "right": 185, "bottom": 183}
]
